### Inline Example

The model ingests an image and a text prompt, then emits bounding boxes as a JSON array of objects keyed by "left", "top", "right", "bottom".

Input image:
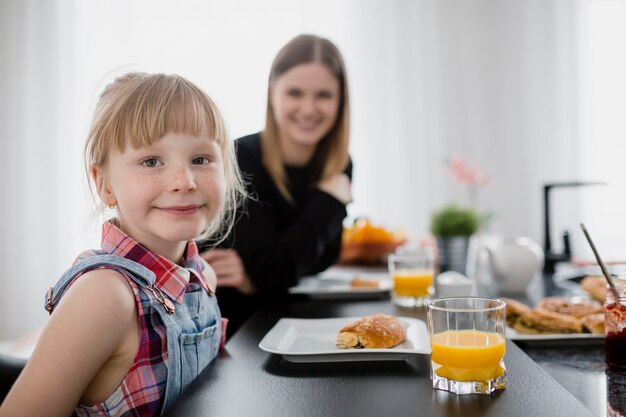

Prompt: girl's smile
[{"left": 156, "top": 205, "right": 203, "bottom": 216}]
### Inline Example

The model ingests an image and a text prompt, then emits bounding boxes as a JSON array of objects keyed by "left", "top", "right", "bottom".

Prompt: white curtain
[
  {"left": 345, "top": 0, "right": 584, "bottom": 245},
  {"left": 0, "top": 0, "right": 87, "bottom": 341},
  {"left": 0, "top": 0, "right": 587, "bottom": 340},
  {"left": 578, "top": 0, "right": 626, "bottom": 262}
]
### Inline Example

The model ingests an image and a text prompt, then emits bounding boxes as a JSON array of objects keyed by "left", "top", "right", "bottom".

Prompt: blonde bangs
[
  {"left": 116, "top": 75, "right": 226, "bottom": 152},
  {"left": 86, "top": 73, "right": 227, "bottom": 171}
]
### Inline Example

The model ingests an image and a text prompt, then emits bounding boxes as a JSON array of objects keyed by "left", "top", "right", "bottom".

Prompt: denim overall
[{"left": 45, "top": 253, "right": 221, "bottom": 415}]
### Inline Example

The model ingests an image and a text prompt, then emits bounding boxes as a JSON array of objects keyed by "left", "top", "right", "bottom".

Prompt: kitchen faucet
[{"left": 543, "top": 181, "right": 606, "bottom": 274}]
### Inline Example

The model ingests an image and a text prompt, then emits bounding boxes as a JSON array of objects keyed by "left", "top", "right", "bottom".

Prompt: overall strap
[{"left": 44, "top": 253, "right": 174, "bottom": 315}]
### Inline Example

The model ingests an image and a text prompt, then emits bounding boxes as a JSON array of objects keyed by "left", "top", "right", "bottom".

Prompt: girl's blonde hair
[
  {"left": 84, "top": 72, "right": 246, "bottom": 244},
  {"left": 263, "top": 34, "right": 350, "bottom": 203}
]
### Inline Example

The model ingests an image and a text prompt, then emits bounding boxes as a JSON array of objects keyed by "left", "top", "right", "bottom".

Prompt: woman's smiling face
[{"left": 270, "top": 62, "right": 341, "bottom": 162}]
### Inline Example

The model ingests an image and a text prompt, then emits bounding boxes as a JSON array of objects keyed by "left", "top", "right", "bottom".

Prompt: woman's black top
[{"left": 205, "top": 132, "right": 351, "bottom": 337}]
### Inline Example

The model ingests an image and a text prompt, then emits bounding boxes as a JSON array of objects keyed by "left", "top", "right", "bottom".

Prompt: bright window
[{"left": 579, "top": 0, "right": 626, "bottom": 261}]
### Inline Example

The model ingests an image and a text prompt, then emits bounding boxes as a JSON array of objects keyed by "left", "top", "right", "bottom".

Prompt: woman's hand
[
  {"left": 318, "top": 173, "right": 353, "bottom": 205},
  {"left": 201, "top": 249, "right": 256, "bottom": 295}
]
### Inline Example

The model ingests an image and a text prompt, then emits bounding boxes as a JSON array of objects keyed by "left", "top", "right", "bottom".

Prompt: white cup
[{"left": 436, "top": 271, "right": 474, "bottom": 297}]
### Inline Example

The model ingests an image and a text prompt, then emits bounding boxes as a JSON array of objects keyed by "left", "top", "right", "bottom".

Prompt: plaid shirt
[{"left": 74, "top": 221, "right": 211, "bottom": 417}]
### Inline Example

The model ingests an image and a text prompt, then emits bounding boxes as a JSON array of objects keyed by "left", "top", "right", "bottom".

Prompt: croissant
[{"left": 336, "top": 314, "right": 406, "bottom": 349}]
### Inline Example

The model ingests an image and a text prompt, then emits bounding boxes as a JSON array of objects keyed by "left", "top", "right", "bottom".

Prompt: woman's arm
[
  {"left": 227, "top": 187, "right": 348, "bottom": 295},
  {"left": 202, "top": 249, "right": 256, "bottom": 294},
  {"left": 0, "top": 269, "right": 137, "bottom": 417},
  {"left": 202, "top": 188, "right": 347, "bottom": 296}
]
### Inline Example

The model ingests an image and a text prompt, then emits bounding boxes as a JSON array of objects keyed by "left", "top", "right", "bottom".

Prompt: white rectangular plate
[
  {"left": 259, "top": 317, "right": 430, "bottom": 363},
  {"left": 507, "top": 326, "right": 604, "bottom": 342},
  {"left": 288, "top": 268, "right": 391, "bottom": 299}
]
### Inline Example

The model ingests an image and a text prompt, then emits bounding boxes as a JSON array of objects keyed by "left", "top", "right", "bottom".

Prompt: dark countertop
[
  {"left": 163, "top": 286, "right": 626, "bottom": 417},
  {"left": 519, "top": 342, "right": 626, "bottom": 417}
]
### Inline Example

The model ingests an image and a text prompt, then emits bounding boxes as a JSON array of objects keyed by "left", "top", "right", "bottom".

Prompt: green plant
[{"left": 430, "top": 205, "right": 479, "bottom": 237}]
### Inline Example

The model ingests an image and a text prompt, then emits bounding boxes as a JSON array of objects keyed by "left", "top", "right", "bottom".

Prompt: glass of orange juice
[
  {"left": 388, "top": 252, "right": 434, "bottom": 307},
  {"left": 426, "top": 297, "right": 507, "bottom": 394}
]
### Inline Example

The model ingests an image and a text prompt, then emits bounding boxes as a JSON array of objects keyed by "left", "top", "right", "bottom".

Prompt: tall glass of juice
[
  {"left": 388, "top": 251, "right": 434, "bottom": 308},
  {"left": 427, "top": 297, "right": 507, "bottom": 394}
]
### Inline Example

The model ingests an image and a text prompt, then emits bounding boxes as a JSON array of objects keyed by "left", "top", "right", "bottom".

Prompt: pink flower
[
  {"left": 442, "top": 155, "right": 493, "bottom": 227},
  {"left": 449, "top": 155, "right": 465, "bottom": 171},
  {"left": 444, "top": 156, "right": 489, "bottom": 186}
]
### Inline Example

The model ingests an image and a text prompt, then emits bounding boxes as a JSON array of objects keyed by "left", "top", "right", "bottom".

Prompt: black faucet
[{"left": 543, "top": 181, "right": 606, "bottom": 274}]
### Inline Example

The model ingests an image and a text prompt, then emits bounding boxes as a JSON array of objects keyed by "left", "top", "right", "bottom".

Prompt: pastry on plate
[
  {"left": 537, "top": 297, "right": 603, "bottom": 319},
  {"left": 581, "top": 313, "right": 605, "bottom": 335},
  {"left": 580, "top": 275, "right": 607, "bottom": 303},
  {"left": 350, "top": 276, "right": 380, "bottom": 289},
  {"left": 502, "top": 298, "right": 531, "bottom": 327},
  {"left": 336, "top": 314, "right": 406, "bottom": 349},
  {"left": 513, "top": 308, "right": 583, "bottom": 334}
]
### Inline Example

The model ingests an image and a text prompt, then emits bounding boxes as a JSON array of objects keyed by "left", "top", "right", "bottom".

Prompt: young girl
[
  {"left": 200, "top": 34, "right": 352, "bottom": 337},
  {"left": 0, "top": 72, "right": 245, "bottom": 416}
]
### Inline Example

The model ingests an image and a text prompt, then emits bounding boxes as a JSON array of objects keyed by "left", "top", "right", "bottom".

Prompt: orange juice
[
  {"left": 393, "top": 268, "right": 433, "bottom": 297},
  {"left": 431, "top": 330, "right": 505, "bottom": 382}
]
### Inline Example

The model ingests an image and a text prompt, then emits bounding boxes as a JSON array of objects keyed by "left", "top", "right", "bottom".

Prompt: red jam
[
  {"left": 605, "top": 330, "right": 626, "bottom": 371},
  {"left": 604, "top": 282, "right": 626, "bottom": 371}
]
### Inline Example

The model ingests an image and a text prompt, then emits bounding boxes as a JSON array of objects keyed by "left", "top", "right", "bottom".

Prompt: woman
[{"left": 200, "top": 34, "right": 352, "bottom": 337}]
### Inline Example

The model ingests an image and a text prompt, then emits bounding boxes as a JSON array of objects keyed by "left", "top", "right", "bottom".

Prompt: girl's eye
[
  {"left": 142, "top": 158, "right": 162, "bottom": 168},
  {"left": 287, "top": 89, "right": 302, "bottom": 97},
  {"left": 192, "top": 156, "right": 211, "bottom": 165},
  {"left": 317, "top": 91, "right": 334, "bottom": 99}
]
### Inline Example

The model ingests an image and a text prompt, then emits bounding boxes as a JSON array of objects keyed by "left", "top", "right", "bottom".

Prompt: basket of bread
[
  {"left": 504, "top": 275, "right": 607, "bottom": 335},
  {"left": 340, "top": 219, "right": 405, "bottom": 265}
]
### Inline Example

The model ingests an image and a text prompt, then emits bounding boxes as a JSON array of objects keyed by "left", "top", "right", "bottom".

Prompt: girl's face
[
  {"left": 94, "top": 132, "right": 226, "bottom": 259},
  {"left": 270, "top": 62, "right": 341, "bottom": 155}
]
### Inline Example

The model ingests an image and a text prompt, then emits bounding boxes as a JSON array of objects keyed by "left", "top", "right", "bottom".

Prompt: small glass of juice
[
  {"left": 427, "top": 297, "right": 507, "bottom": 395},
  {"left": 604, "top": 278, "right": 626, "bottom": 372},
  {"left": 388, "top": 251, "right": 434, "bottom": 308}
]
